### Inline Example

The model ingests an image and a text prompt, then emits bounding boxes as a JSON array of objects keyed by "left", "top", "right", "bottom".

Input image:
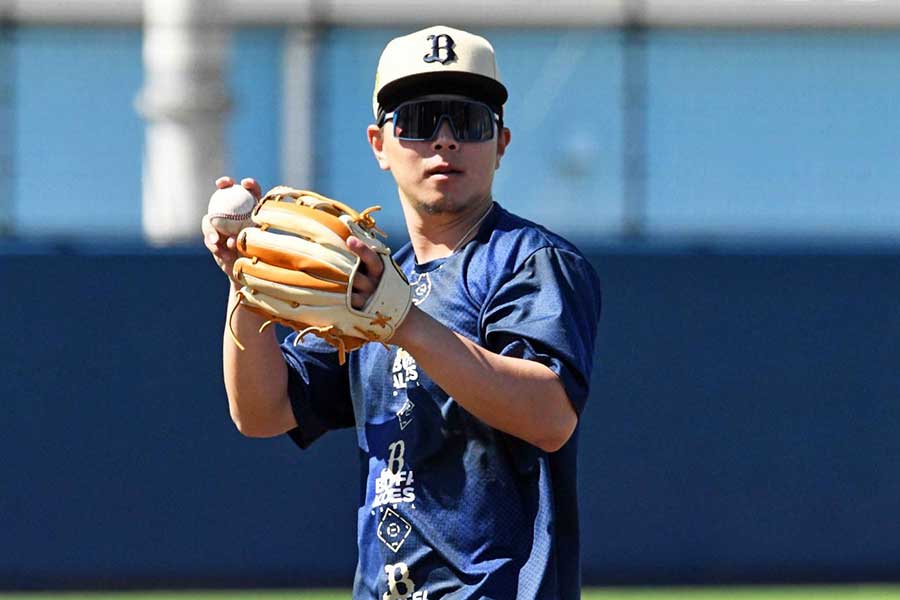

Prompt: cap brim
[{"left": 377, "top": 72, "right": 508, "bottom": 113}]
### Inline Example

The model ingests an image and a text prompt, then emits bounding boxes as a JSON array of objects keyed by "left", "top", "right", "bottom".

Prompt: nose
[{"left": 431, "top": 118, "right": 458, "bottom": 151}]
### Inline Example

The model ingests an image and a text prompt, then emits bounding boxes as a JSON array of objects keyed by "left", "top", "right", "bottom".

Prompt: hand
[
  {"left": 202, "top": 176, "right": 262, "bottom": 285},
  {"left": 346, "top": 236, "right": 384, "bottom": 310}
]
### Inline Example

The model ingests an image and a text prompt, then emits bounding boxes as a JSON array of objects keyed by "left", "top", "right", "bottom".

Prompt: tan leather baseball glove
[{"left": 229, "top": 186, "right": 412, "bottom": 364}]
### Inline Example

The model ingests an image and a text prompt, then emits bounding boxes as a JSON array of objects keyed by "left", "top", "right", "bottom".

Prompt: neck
[{"left": 400, "top": 194, "right": 494, "bottom": 264}]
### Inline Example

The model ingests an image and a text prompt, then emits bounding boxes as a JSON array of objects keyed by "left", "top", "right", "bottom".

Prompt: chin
[{"left": 414, "top": 194, "right": 466, "bottom": 216}]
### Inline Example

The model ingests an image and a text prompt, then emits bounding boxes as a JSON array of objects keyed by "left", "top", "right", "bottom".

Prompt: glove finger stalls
[
  {"left": 237, "top": 271, "right": 346, "bottom": 307},
  {"left": 253, "top": 200, "right": 354, "bottom": 258},
  {"left": 263, "top": 186, "right": 364, "bottom": 222},
  {"left": 239, "top": 228, "right": 355, "bottom": 282},
  {"left": 235, "top": 258, "right": 348, "bottom": 293}
]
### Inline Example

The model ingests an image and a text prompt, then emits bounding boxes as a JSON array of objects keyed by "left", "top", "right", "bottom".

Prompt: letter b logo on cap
[{"left": 423, "top": 34, "right": 456, "bottom": 65}]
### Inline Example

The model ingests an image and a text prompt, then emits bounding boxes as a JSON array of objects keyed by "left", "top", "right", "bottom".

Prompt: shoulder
[{"left": 472, "top": 203, "right": 601, "bottom": 291}]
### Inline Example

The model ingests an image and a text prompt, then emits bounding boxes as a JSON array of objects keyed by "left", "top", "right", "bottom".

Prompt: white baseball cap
[{"left": 372, "top": 25, "right": 508, "bottom": 120}]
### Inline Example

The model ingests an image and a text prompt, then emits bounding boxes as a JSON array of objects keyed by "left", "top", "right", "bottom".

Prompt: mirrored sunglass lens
[
  {"left": 402, "top": 103, "right": 436, "bottom": 139},
  {"left": 394, "top": 102, "right": 438, "bottom": 139},
  {"left": 395, "top": 101, "right": 493, "bottom": 141},
  {"left": 452, "top": 102, "right": 493, "bottom": 141}
]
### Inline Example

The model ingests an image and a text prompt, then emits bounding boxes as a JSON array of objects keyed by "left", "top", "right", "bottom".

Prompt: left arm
[
  {"left": 391, "top": 306, "right": 577, "bottom": 453},
  {"left": 346, "top": 237, "right": 577, "bottom": 453}
]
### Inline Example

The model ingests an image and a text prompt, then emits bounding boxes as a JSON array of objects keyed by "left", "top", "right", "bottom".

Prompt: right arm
[{"left": 203, "top": 176, "right": 296, "bottom": 438}]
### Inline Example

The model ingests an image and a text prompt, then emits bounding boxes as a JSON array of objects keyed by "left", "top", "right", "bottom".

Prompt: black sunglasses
[{"left": 378, "top": 98, "right": 499, "bottom": 142}]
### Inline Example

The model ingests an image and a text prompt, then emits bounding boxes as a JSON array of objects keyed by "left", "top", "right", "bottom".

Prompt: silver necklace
[{"left": 451, "top": 201, "right": 495, "bottom": 253}]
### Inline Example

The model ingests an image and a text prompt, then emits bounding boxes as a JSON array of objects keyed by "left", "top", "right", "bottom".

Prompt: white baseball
[{"left": 207, "top": 185, "right": 257, "bottom": 236}]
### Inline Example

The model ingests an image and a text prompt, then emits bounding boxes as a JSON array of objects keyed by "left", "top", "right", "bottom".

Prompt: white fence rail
[{"left": 1, "top": 0, "right": 899, "bottom": 28}]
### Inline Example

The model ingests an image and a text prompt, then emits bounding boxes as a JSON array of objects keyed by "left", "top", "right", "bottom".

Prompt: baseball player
[{"left": 203, "top": 25, "right": 602, "bottom": 599}]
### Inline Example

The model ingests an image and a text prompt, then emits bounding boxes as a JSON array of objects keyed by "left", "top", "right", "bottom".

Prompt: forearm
[
  {"left": 391, "top": 307, "right": 577, "bottom": 452},
  {"left": 222, "top": 283, "right": 295, "bottom": 437}
]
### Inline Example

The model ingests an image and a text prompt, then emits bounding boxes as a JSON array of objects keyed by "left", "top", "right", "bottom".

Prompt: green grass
[
  {"left": 3, "top": 587, "right": 900, "bottom": 599},
  {"left": 584, "top": 587, "right": 900, "bottom": 599}
]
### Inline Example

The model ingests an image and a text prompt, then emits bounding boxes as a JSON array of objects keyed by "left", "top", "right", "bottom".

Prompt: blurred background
[{"left": 1, "top": 0, "right": 899, "bottom": 596}]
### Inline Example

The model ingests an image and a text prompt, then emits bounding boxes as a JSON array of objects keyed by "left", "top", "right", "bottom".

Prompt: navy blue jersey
[{"left": 282, "top": 203, "right": 601, "bottom": 599}]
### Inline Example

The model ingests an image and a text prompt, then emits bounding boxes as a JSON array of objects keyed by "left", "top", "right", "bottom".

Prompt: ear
[
  {"left": 495, "top": 127, "right": 511, "bottom": 170},
  {"left": 367, "top": 125, "right": 390, "bottom": 171}
]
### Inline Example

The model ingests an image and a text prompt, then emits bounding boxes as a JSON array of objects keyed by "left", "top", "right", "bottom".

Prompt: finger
[
  {"left": 204, "top": 235, "right": 220, "bottom": 253},
  {"left": 201, "top": 214, "right": 214, "bottom": 236},
  {"left": 216, "top": 248, "right": 238, "bottom": 264},
  {"left": 201, "top": 215, "right": 222, "bottom": 248},
  {"left": 215, "top": 176, "right": 235, "bottom": 189},
  {"left": 347, "top": 237, "right": 384, "bottom": 279},
  {"left": 351, "top": 292, "right": 367, "bottom": 310},
  {"left": 240, "top": 178, "right": 262, "bottom": 199},
  {"left": 352, "top": 271, "right": 375, "bottom": 294},
  {"left": 225, "top": 236, "right": 237, "bottom": 251},
  {"left": 211, "top": 245, "right": 238, "bottom": 268}
]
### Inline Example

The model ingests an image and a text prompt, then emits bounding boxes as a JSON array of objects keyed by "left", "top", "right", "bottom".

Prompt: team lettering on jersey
[
  {"left": 373, "top": 440, "right": 416, "bottom": 508},
  {"left": 392, "top": 348, "right": 419, "bottom": 391},
  {"left": 377, "top": 349, "right": 427, "bottom": 593},
  {"left": 383, "top": 562, "right": 429, "bottom": 600}
]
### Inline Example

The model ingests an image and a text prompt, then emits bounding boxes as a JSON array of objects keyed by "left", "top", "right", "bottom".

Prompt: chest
[{"left": 347, "top": 259, "right": 487, "bottom": 451}]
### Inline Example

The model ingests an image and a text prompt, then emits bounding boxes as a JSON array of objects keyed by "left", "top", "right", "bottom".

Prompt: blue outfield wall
[{"left": 1, "top": 245, "right": 899, "bottom": 589}]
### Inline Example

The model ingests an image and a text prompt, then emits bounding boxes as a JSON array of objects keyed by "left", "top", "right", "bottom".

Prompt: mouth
[{"left": 425, "top": 163, "right": 464, "bottom": 178}]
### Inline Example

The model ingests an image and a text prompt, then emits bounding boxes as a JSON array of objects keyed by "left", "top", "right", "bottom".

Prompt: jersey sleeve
[
  {"left": 481, "top": 247, "right": 602, "bottom": 415},
  {"left": 281, "top": 334, "right": 355, "bottom": 449}
]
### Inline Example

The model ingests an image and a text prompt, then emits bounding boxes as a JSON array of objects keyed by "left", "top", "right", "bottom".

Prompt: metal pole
[
  {"left": 622, "top": 0, "right": 649, "bottom": 240},
  {"left": 136, "top": 0, "right": 230, "bottom": 245},
  {"left": 281, "top": 26, "right": 317, "bottom": 188},
  {"left": 0, "top": 9, "right": 14, "bottom": 237}
]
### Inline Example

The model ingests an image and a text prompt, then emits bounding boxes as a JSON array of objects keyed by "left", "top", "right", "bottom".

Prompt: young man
[{"left": 203, "top": 25, "right": 601, "bottom": 600}]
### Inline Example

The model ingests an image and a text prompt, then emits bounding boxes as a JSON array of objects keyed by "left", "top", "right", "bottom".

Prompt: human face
[{"left": 368, "top": 96, "right": 511, "bottom": 217}]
